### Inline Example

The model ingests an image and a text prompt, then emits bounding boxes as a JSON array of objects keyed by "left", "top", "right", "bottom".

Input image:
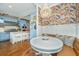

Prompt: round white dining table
[{"left": 30, "top": 36, "right": 63, "bottom": 56}]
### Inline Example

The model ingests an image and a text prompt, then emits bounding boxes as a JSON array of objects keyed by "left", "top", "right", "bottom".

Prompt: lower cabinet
[
  {"left": 0, "top": 32, "right": 10, "bottom": 41},
  {"left": 10, "top": 32, "right": 29, "bottom": 44}
]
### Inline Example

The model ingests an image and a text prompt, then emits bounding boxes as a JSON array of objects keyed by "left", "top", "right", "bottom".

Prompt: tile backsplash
[{"left": 38, "top": 3, "right": 78, "bottom": 26}]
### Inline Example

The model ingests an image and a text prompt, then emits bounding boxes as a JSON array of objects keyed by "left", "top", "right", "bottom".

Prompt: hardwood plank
[{"left": 0, "top": 40, "right": 36, "bottom": 56}]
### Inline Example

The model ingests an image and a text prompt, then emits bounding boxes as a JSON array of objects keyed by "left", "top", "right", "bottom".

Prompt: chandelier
[{"left": 40, "top": 4, "right": 52, "bottom": 18}]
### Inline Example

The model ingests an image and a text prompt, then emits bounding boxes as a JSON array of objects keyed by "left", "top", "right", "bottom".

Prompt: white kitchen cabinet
[
  {"left": 0, "top": 28, "right": 4, "bottom": 32},
  {"left": 10, "top": 32, "right": 29, "bottom": 44},
  {"left": 22, "top": 33, "right": 29, "bottom": 40}
]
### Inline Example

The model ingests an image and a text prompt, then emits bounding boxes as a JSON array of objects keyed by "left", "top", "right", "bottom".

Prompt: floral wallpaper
[
  {"left": 77, "top": 3, "right": 79, "bottom": 23},
  {"left": 38, "top": 3, "right": 77, "bottom": 26}
]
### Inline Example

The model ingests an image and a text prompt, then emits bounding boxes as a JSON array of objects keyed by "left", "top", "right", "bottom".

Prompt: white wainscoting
[{"left": 37, "top": 24, "right": 79, "bottom": 38}]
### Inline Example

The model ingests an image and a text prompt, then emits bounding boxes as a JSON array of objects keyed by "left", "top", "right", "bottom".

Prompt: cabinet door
[
  {"left": 22, "top": 32, "right": 29, "bottom": 40},
  {"left": 10, "top": 32, "right": 22, "bottom": 43},
  {"left": 15, "top": 33, "right": 22, "bottom": 42},
  {"left": 0, "top": 32, "right": 9, "bottom": 41}
]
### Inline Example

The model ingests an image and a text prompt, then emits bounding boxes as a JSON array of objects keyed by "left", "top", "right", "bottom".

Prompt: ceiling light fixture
[
  {"left": 40, "top": 4, "right": 52, "bottom": 18},
  {"left": 8, "top": 5, "right": 12, "bottom": 8}
]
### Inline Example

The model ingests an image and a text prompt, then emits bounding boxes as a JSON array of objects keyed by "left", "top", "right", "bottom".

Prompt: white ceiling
[
  {"left": 0, "top": 3, "right": 36, "bottom": 17},
  {"left": 37, "top": 3, "right": 60, "bottom": 8}
]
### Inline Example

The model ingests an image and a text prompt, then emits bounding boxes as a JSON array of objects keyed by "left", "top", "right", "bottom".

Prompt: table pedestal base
[{"left": 35, "top": 52, "right": 57, "bottom": 56}]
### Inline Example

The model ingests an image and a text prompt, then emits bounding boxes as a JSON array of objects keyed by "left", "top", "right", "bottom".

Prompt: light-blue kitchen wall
[
  {"left": 0, "top": 16, "right": 17, "bottom": 41},
  {"left": 30, "top": 12, "right": 37, "bottom": 39},
  {"left": 0, "top": 13, "right": 37, "bottom": 41}
]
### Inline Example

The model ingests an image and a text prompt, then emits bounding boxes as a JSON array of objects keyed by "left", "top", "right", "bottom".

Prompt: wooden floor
[
  {"left": 0, "top": 40, "right": 36, "bottom": 56},
  {"left": 0, "top": 39, "right": 76, "bottom": 56}
]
